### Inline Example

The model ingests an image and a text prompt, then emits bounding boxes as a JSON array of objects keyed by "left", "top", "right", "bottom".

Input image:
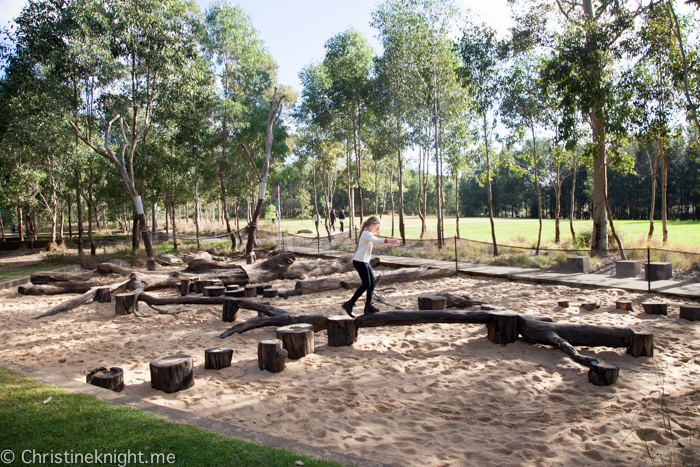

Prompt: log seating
[
  {"left": 642, "top": 302, "right": 668, "bottom": 315},
  {"left": 588, "top": 362, "right": 619, "bottom": 386},
  {"left": 225, "top": 290, "right": 244, "bottom": 298},
  {"left": 86, "top": 367, "right": 124, "bottom": 392},
  {"left": 487, "top": 311, "right": 519, "bottom": 345},
  {"left": 244, "top": 284, "right": 258, "bottom": 298},
  {"left": 94, "top": 287, "right": 112, "bottom": 303},
  {"left": 616, "top": 300, "right": 633, "bottom": 311},
  {"left": 204, "top": 348, "right": 233, "bottom": 370},
  {"left": 276, "top": 324, "right": 315, "bottom": 360},
  {"left": 262, "top": 288, "right": 278, "bottom": 298},
  {"left": 258, "top": 339, "right": 288, "bottom": 372},
  {"left": 179, "top": 279, "right": 191, "bottom": 297},
  {"left": 580, "top": 302, "right": 598, "bottom": 311},
  {"left": 222, "top": 298, "right": 239, "bottom": 322},
  {"left": 417, "top": 295, "right": 446, "bottom": 310},
  {"left": 557, "top": 300, "right": 569, "bottom": 308},
  {"left": 115, "top": 293, "right": 138, "bottom": 315},
  {"left": 326, "top": 316, "right": 357, "bottom": 347},
  {"left": 680, "top": 304, "right": 700, "bottom": 321},
  {"left": 203, "top": 286, "right": 226, "bottom": 297},
  {"left": 626, "top": 332, "right": 654, "bottom": 357},
  {"left": 149, "top": 355, "right": 194, "bottom": 393}
]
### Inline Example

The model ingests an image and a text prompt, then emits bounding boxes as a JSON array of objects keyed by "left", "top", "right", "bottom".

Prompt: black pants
[
  {"left": 339, "top": 221, "right": 344, "bottom": 232},
  {"left": 349, "top": 260, "right": 376, "bottom": 309}
]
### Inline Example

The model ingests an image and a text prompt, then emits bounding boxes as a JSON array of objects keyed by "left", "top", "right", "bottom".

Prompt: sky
[{"left": 0, "top": 0, "right": 514, "bottom": 92}]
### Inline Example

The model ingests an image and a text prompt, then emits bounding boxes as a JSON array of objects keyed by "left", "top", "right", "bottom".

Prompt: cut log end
[
  {"left": 327, "top": 316, "right": 357, "bottom": 347},
  {"left": 487, "top": 311, "right": 519, "bottom": 345},
  {"left": 204, "top": 348, "right": 233, "bottom": 370},
  {"left": 679, "top": 305, "right": 700, "bottom": 321},
  {"left": 276, "top": 323, "right": 315, "bottom": 360},
  {"left": 417, "top": 295, "right": 447, "bottom": 310},
  {"left": 115, "top": 293, "right": 138, "bottom": 315},
  {"left": 203, "top": 286, "right": 226, "bottom": 297},
  {"left": 258, "top": 339, "right": 288, "bottom": 372},
  {"left": 626, "top": 332, "right": 654, "bottom": 358},
  {"left": 149, "top": 354, "right": 194, "bottom": 393},
  {"left": 615, "top": 300, "right": 633, "bottom": 311},
  {"left": 557, "top": 300, "right": 570, "bottom": 308},
  {"left": 642, "top": 302, "right": 668, "bottom": 316},
  {"left": 244, "top": 284, "right": 258, "bottom": 298},
  {"left": 587, "top": 362, "right": 619, "bottom": 386},
  {"left": 580, "top": 302, "right": 598, "bottom": 311},
  {"left": 86, "top": 367, "right": 124, "bottom": 392},
  {"left": 94, "top": 287, "right": 112, "bottom": 303},
  {"left": 222, "top": 298, "right": 239, "bottom": 322},
  {"left": 262, "top": 289, "right": 278, "bottom": 298}
]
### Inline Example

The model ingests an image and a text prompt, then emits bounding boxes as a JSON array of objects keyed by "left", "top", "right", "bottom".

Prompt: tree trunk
[
  {"left": 532, "top": 123, "right": 542, "bottom": 254},
  {"left": 590, "top": 106, "right": 608, "bottom": 255},
  {"left": 659, "top": 139, "right": 668, "bottom": 243},
  {"left": 397, "top": 117, "right": 406, "bottom": 245},
  {"left": 484, "top": 114, "right": 498, "bottom": 256},
  {"left": 569, "top": 154, "right": 577, "bottom": 242},
  {"left": 76, "top": 174, "right": 84, "bottom": 254},
  {"left": 68, "top": 192, "right": 72, "bottom": 239}
]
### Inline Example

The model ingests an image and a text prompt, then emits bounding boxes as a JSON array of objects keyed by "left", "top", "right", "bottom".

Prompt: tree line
[{"left": 1, "top": 0, "right": 698, "bottom": 260}]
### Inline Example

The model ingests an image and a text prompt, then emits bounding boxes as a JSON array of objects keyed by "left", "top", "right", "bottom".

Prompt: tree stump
[
  {"left": 204, "top": 348, "right": 233, "bottom": 370},
  {"left": 327, "top": 316, "right": 357, "bottom": 347},
  {"left": 203, "top": 286, "right": 226, "bottom": 297},
  {"left": 227, "top": 285, "right": 240, "bottom": 291},
  {"left": 147, "top": 259, "right": 156, "bottom": 271},
  {"left": 615, "top": 300, "right": 633, "bottom": 311},
  {"left": 487, "top": 311, "right": 519, "bottom": 345},
  {"left": 115, "top": 293, "right": 138, "bottom": 315},
  {"left": 580, "top": 302, "right": 597, "bottom": 311},
  {"left": 94, "top": 287, "right": 112, "bottom": 303},
  {"left": 626, "top": 332, "right": 654, "bottom": 357},
  {"left": 417, "top": 295, "right": 446, "bottom": 310},
  {"left": 262, "top": 289, "right": 278, "bottom": 298},
  {"left": 225, "top": 290, "right": 244, "bottom": 298},
  {"left": 222, "top": 298, "right": 239, "bottom": 322},
  {"left": 256, "top": 284, "right": 267, "bottom": 294},
  {"left": 642, "top": 302, "right": 668, "bottom": 315},
  {"left": 258, "top": 339, "right": 288, "bottom": 373},
  {"left": 244, "top": 284, "right": 258, "bottom": 298},
  {"left": 557, "top": 300, "right": 569, "bottom": 308},
  {"left": 149, "top": 355, "right": 194, "bottom": 393},
  {"left": 86, "top": 367, "right": 124, "bottom": 392},
  {"left": 194, "top": 279, "right": 205, "bottom": 294},
  {"left": 276, "top": 323, "right": 315, "bottom": 360},
  {"left": 587, "top": 362, "right": 619, "bottom": 386},
  {"left": 180, "top": 279, "right": 191, "bottom": 297},
  {"left": 679, "top": 304, "right": 700, "bottom": 321}
]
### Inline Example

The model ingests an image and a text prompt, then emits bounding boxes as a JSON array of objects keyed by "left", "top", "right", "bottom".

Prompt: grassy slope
[{"left": 0, "top": 367, "right": 340, "bottom": 467}]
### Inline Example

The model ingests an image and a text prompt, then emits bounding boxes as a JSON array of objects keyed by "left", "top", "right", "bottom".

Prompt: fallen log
[
  {"left": 133, "top": 295, "right": 288, "bottom": 318},
  {"left": 34, "top": 279, "right": 130, "bottom": 319},
  {"left": 439, "top": 292, "right": 485, "bottom": 308},
  {"left": 219, "top": 315, "right": 329, "bottom": 338},
  {"left": 341, "top": 267, "right": 454, "bottom": 290},
  {"left": 287, "top": 256, "right": 379, "bottom": 281},
  {"left": 185, "top": 253, "right": 296, "bottom": 284}
]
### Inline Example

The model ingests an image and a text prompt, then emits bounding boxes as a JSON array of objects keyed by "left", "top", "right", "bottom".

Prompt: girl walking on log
[{"left": 342, "top": 216, "right": 400, "bottom": 317}]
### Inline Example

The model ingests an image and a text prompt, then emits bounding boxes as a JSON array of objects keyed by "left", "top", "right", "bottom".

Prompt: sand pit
[{"left": 1, "top": 260, "right": 699, "bottom": 466}]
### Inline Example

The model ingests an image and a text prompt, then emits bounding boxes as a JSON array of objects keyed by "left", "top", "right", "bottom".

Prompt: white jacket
[{"left": 353, "top": 230, "right": 387, "bottom": 263}]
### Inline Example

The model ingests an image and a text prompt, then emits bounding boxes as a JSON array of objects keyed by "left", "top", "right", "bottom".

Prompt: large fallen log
[
  {"left": 439, "top": 292, "right": 485, "bottom": 308},
  {"left": 287, "top": 256, "right": 379, "bottom": 281},
  {"left": 136, "top": 295, "right": 288, "bottom": 317},
  {"left": 219, "top": 315, "right": 329, "bottom": 338},
  {"left": 340, "top": 267, "right": 454, "bottom": 289},
  {"left": 34, "top": 279, "right": 130, "bottom": 319}
]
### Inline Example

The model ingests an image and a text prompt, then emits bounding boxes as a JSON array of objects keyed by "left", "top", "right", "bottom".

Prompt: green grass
[
  {"left": 0, "top": 367, "right": 341, "bottom": 467},
  {"left": 0, "top": 264, "right": 76, "bottom": 283}
]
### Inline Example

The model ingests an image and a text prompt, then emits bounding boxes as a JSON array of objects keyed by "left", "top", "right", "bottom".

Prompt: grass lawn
[
  {"left": 0, "top": 264, "right": 77, "bottom": 283},
  {"left": 0, "top": 367, "right": 340, "bottom": 467}
]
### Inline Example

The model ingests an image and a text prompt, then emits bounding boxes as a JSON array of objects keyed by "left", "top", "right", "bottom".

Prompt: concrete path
[{"left": 287, "top": 247, "right": 700, "bottom": 300}]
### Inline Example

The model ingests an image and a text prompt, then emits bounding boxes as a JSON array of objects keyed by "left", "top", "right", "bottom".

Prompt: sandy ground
[{"left": 1, "top": 258, "right": 699, "bottom": 466}]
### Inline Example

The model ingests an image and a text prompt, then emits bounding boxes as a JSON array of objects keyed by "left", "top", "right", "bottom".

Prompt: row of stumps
[
  {"left": 179, "top": 278, "right": 279, "bottom": 299},
  {"left": 557, "top": 298, "right": 700, "bottom": 319}
]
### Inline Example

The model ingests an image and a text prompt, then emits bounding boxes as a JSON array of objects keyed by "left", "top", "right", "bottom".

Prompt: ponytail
[{"left": 355, "top": 216, "right": 382, "bottom": 251}]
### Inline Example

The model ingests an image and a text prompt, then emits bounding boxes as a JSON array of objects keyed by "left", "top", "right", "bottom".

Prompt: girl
[{"left": 342, "top": 216, "right": 400, "bottom": 317}]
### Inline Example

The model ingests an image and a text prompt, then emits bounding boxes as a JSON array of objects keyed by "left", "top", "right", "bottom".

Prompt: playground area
[{"left": 1, "top": 253, "right": 699, "bottom": 466}]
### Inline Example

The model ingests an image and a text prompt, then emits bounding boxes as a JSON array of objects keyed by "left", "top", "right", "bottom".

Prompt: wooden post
[
  {"left": 254, "top": 284, "right": 265, "bottom": 295},
  {"left": 615, "top": 300, "right": 633, "bottom": 311},
  {"left": 194, "top": 279, "right": 204, "bottom": 294},
  {"left": 244, "top": 284, "right": 257, "bottom": 298},
  {"left": 226, "top": 285, "right": 240, "bottom": 291},
  {"left": 258, "top": 339, "right": 288, "bottom": 373},
  {"left": 580, "top": 302, "right": 598, "bottom": 311},
  {"left": 680, "top": 304, "right": 700, "bottom": 321},
  {"left": 115, "top": 293, "right": 138, "bottom": 315},
  {"left": 222, "top": 298, "right": 239, "bottom": 322},
  {"left": 204, "top": 348, "right": 233, "bottom": 370},
  {"left": 417, "top": 295, "right": 446, "bottom": 310},
  {"left": 147, "top": 259, "right": 156, "bottom": 271},
  {"left": 225, "top": 290, "right": 244, "bottom": 298},
  {"left": 626, "top": 332, "right": 654, "bottom": 358},
  {"left": 487, "top": 311, "right": 519, "bottom": 345},
  {"left": 557, "top": 300, "right": 569, "bottom": 308},
  {"left": 180, "top": 279, "right": 191, "bottom": 297},
  {"left": 262, "top": 289, "right": 278, "bottom": 298},
  {"left": 86, "top": 367, "right": 124, "bottom": 392},
  {"left": 276, "top": 323, "right": 315, "bottom": 360},
  {"left": 149, "top": 355, "right": 194, "bottom": 393},
  {"left": 642, "top": 302, "right": 668, "bottom": 315},
  {"left": 588, "top": 362, "right": 619, "bottom": 386},
  {"left": 327, "top": 316, "right": 357, "bottom": 347},
  {"left": 94, "top": 287, "right": 112, "bottom": 303},
  {"left": 203, "top": 286, "right": 226, "bottom": 297}
]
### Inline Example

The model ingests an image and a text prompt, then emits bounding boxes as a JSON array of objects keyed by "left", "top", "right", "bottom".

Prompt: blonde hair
[{"left": 355, "top": 216, "right": 382, "bottom": 250}]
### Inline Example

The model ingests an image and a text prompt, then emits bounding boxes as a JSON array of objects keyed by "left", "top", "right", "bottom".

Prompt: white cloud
[{"left": 0, "top": 0, "right": 27, "bottom": 30}]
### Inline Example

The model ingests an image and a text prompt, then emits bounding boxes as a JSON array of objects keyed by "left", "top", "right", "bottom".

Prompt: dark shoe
[
  {"left": 364, "top": 304, "right": 381, "bottom": 314},
  {"left": 342, "top": 301, "right": 356, "bottom": 318}
]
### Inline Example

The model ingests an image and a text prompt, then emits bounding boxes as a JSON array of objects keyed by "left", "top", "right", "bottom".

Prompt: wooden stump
[
  {"left": 204, "top": 348, "right": 233, "bottom": 370},
  {"left": 417, "top": 295, "right": 447, "bottom": 310},
  {"left": 642, "top": 302, "right": 668, "bottom": 315},
  {"left": 94, "top": 287, "right": 112, "bottom": 303},
  {"left": 255, "top": 284, "right": 266, "bottom": 294},
  {"left": 327, "top": 316, "right": 357, "bottom": 347},
  {"left": 616, "top": 300, "right": 633, "bottom": 311},
  {"left": 225, "top": 290, "right": 244, "bottom": 298},
  {"left": 276, "top": 323, "right": 315, "bottom": 360},
  {"left": 222, "top": 298, "right": 239, "bottom": 322},
  {"left": 244, "top": 284, "right": 258, "bottom": 298},
  {"left": 86, "top": 367, "right": 124, "bottom": 392},
  {"left": 626, "top": 332, "right": 654, "bottom": 358},
  {"left": 487, "top": 311, "right": 519, "bottom": 345},
  {"left": 580, "top": 302, "right": 598, "bottom": 311},
  {"left": 258, "top": 339, "right": 288, "bottom": 373},
  {"left": 194, "top": 279, "right": 204, "bottom": 294},
  {"left": 227, "top": 285, "right": 240, "bottom": 291},
  {"left": 680, "top": 304, "right": 700, "bottom": 321},
  {"left": 180, "top": 279, "right": 191, "bottom": 297},
  {"left": 147, "top": 259, "right": 156, "bottom": 271},
  {"left": 203, "top": 286, "right": 226, "bottom": 297},
  {"left": 587, "top": 362, "right": 619, "bottom": 386},
  {"left": 115, "top": 293, "right": 138, "bottom": 315},
  {"left": 262, "top": 289, "right": 278, "bottom": 298},
  {"left": 279, "top": 289, "right": 303, "bottom": 299},
  {"left": 149, "top": 355, "right": 194, "bottom": 394},
  {"left": 557, "top": 300, "right": 569, "bottom": 308}
]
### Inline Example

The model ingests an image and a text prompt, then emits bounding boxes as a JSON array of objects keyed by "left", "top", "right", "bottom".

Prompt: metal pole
[
  {"left": 454, "top": 235, "right": 458, "bottom": 274},
  {"left": 647, "top": 244, "right": 651, "bottom": 293}
]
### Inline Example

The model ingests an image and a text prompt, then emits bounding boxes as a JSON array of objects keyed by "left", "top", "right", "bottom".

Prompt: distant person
[
  {"left": 312, "top": 212, "right": 320, "bottom": 229},
  {"left": 330, "top": 209, "right": 336, "bottom": 231},
  {"left": 583, "top": 204, "right": 589, "bottom": 220},
  {"left": 10, "top": 221, "right": 16, "bottom": 234},
  {"left": 338, "top": 209, "right": 345, "bottom": 232}
]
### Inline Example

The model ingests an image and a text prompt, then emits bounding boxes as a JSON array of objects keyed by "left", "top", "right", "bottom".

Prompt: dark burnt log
[
  {"left": 558, "top": 300, "right": 570, "bottom": 308},
  {"left": 487, "top": 311, "right": 519, "bottom": 345},
  {"left": 580, "top": 302, "right": 598, "bottom": 311},
  {"left": 258, "top": 339, "right": 287, "bottom": 373},
  {"left": 94, "top": 287, "right": 112, "bottom": 303},
  {"left": 642, "top": 302, "right": 668, "bottom": 315},
  {"left": 588, "top": 362, "right": 619, "bottom": 386},
  {"left": 326, "top": 316, "right": 357, "bottom": 347},
  {"left": 194, "top": 279, "right": 204, "bottom": 293},
  {"left": 276, "top": 324, "right": 315, "bottom": 360},
  {"left": 356, "top": 310, "right": 492, "bottom": 328},
  {"left": 256, "top": 301, "right": 271, "bottom": 317},
  {"left": 204, "top": 348, "right": 233, "bottom": 370},
  {"left": 219, "top": 315, "right": 329, "bottom": 338},
  {"left": 680, "top": 304, "right": 700, "bottom": 321},
  {"left": 279, "top": 289, "right": 302, "bottom": 299},
  {"left": 439, "top": 292, "right": 484, "bottom": 308},
  {"left": 244, "top": 285, "right": 257, "bottom": 298},
  {"left": 262, "top": 289, "right": 278, "bottom": 298},
  {"left": 255, "top": 284, "right": 266, "bottom": 294},
  {"left": 417, "top": 295, "right": 446, "bottom": 310},
  {"left": 86, "top": 367, "right": 124, "bottom": 392},
  {"left": 96, "top": 262, "right": 168, "bottom": 276},
  {"left": 115, "top": 293, "right": 139, "bottom": 315},
  {"left": 227, "top": 285, "right": 240, "bottom": 291},
  {"left": 180, "top": 279, "right": 191, "bottom": 296},
  {"left": 481, "top": 304, "right": 505, "bottom": 311},
  {"left": 187, "top": 253, "right": 295, "bottom": 286},
  {"left": 31, "top": 270, "right": 96, "bottom": 284},
  {"left": 222, "top": 298, "right": 239, "bottom": 322},
  {"left": 626, "top": 332, "right": 654, "bottom": 357},
  {"left": 616, "top": 300, "right": 633, "bottom": 311},
  {"left": 203, "top": 286, "right": 226, "bottom": 297},
  {"left": 20, "top": 283, "right": 98, "bottom": 295},
  {"left": 341, "top": 267, "right": 454, "bottom": 290},
  {"left": 135, "top": 295, "right": 286, "bottom": 318},
  {"left": 287, "top": 255, "right": 379, "bottom": 281},
  {"left": 225, "top": 290, "right": 244, "bottom": 298},
  {"left": 147, "top": 259, "right": 156, "bottom": 271},
  {"left": 33, "top": 280, "right": 131, "bottom": 319},
  {"left": 149, "top": 355, "right": 195, "bottom": 393}
]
